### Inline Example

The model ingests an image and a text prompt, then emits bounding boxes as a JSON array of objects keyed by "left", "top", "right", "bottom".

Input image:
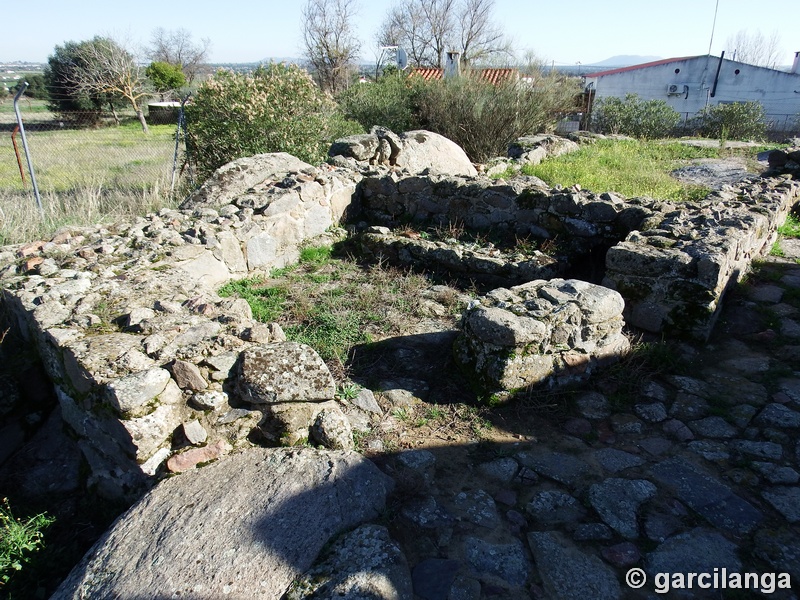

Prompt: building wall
[{"left": 587, "top": 56, "right": 800, "bottom": 128}]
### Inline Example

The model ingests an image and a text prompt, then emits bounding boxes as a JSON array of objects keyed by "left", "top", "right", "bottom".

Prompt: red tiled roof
[
  {"left": 478, "top": 68, "right": 518, "bottom": 85},
  {"left": 409, "top": 67, "right": 443, "bottom": 81},
  {"left": 584, "top": 56, "right": 702, "bottom": 78},
  {"left": 408, "top": 67, "right": 519, "bottom": 84}
]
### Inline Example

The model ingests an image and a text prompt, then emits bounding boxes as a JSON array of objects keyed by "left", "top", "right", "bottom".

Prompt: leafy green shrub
[
  {"left": 696, "top": 101, "right": 766, "bottom": 141},
  {"left": 146, "top": 61, "right": 186, "bottom": 96},
  {"left": 185, "top": 63, "right": 362, "bottom": 181},
  {"left": 336, "top": 75, "right": 421, "bottom": 134},
  {"left": 413, "top": 72, "right": 580, "bottom": 163},
  {"left": 592, "top": 94, "right": 680, "bottom": 139}
]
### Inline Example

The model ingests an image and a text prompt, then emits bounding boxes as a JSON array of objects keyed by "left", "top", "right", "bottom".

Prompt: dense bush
[
  {"left": 412, "top": 71, "right": 580, "bottom": 163},
  {"left": 336, "top": 75, "right": 422, "bottom": 134},
  {"left": 184, "top": 63, "right": 362, "bottom": 180},
  {"left": 592, "top": 94, "right": 680, "bottom": 139},
  {"left": 695, "top": 101, "right": 766, "bottom": 141}
]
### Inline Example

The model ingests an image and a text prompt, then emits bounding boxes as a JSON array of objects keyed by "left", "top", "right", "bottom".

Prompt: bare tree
[
  {"left": 69, "top": 37, "right": 151, "bottom": 133},
  {"left": 147, "top": 28, "right": 212, "bottom": 83},
  {"left": 726, "top": 29, "right": 783, "bottom": 68},
  {"left": 458, "top": 0, "right": 511, "bottom": 66},
  {"left": 379, "top": 3, "right": 437, "bottom": 67},
  {"left": 378, "top": 0, "right": 508, "bottom": 69},
  {"left": 301, "top": 0, "right": 362, "bottom": 94}
]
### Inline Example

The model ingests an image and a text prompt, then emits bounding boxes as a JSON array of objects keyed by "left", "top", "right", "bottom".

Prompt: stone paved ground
[{"left": 349, "top": 238, "right": 800, "bottom": 599}]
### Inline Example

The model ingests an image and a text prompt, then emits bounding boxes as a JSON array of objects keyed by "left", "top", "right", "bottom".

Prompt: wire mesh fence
[{"left": 0, "top": 100, "right": 188, "bottom": 197}]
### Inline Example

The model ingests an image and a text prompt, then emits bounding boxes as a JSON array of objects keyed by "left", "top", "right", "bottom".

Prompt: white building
[{"left": 584, "top": 53, "right": 800, "bottom": 131}]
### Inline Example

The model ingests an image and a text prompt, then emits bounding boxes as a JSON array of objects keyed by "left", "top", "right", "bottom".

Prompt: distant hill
[{"left": 588, "top": 55, "right": 663, "bottom": 68}]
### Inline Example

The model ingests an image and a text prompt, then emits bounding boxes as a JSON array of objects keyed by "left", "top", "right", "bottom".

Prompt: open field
[
  {"left": 519, "top": 138, "right": 776, "bottom": 201},
  {"left": 0, "top": 121, "right": 177, "bottom": 192}
]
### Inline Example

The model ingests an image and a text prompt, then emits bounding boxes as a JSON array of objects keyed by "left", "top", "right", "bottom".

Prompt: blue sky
[{"left": 2, "top": 0, "right": 798, "bottom": 67}]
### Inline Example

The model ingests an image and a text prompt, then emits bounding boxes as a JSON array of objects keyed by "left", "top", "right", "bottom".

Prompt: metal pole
[
  {"left": 171, "top": 94, "right": 190, "bottom": 193},
  {"left": 13, "top": 83, "right": 44, "bottom": 219}
]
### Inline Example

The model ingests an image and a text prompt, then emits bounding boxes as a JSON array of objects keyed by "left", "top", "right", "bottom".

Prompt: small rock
[
  {"left": 528, "top": 531, "right": 620, "bottom": 599},
  {"left": 454, "top": 490, "right": 500, "bottom": 528},
  {"left": 634, "top": 402, "right": 668, "bottom": 423},
  {"left": 761, "top": 487, "right": 800, "bottom": 522},
  {"left": 350, "top": 388, "right": 383, "bottom": 414},
  {"left": 170, "top": 359, "right": 208, "bottom": 391},
  {"left": 755, "top": 403, "right": 800, "bottom": 429},
  {"left": 610, "top": 413, "right": 643, "bottom": 434},
  {"left": 166, "top": 440, "right": 231, "bottom": 473},
  {"left": 589, "top": 478, "right": 657, "bottom": 539},
  {"left": 477, "top": 458, "right": 519, "bottom": 483},
  {"left": 646, "top": 528, "right": 741, "bottom": 581},
  {"left": 593, "top": 448, "right": 644, "bottom": 473},
  {"left": 191, "top": 390, "right": 229, "bottom": 411},
  {"left": 669, "top": 393, "right": 709, "bottom": 420},
  {"left": 750, "top": 462, "right": 800, "bottom": 484},
  {"left": 464, "top": 537, "right": 529, "bottom": 587},
  {"left": 573, "top": 523, "right": 613, "bottom": 541},
  {"left": 662, "top": 419, "right": 694, "bottom": 441},
  {"left": 729, "top": 440, "right": 783, "bottom": 460},
  {"left": 638, "top": 437, "right": 673, "bottom": 456},
  {"left": 527, "top": 490, "right": 586, "bottom": 525},
  {"left": 729, "top": 404, "right": 758, "bottom": 428},
  {"left": 182, "top": 420, "right": 208, "bottom": 445},
  {"left": 516, "top": 450, "right": 590, "bottom": 487},
  {"left": 310, "top": 406, "right": 353, "bottom": 450},
  {"left": 687, "top": 416, "right": 738, "bottom": 438},
  {"left": 687, "top": 440, "right": 730, "bottom": 461},
  {"left": 601, "top": 542, "right": 640, "bottom": 568},
  {"left": 575, "top": 392, "right": 610, "bottom": 419}
]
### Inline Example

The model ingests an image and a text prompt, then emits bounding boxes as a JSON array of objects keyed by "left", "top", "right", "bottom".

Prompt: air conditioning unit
[{"left": 667, "top": 83, "right": 687, "bottom": 96}]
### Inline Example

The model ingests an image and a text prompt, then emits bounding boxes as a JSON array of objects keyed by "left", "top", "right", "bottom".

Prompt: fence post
[
  {"left": 13, "top": 82, "right": 44, "bottom": 219},
  {"left": 171, "top": 94, "right": 191, "bottom": 193}
]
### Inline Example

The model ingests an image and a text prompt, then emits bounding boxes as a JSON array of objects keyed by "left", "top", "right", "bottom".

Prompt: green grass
[
  {"left": 0, "top": 123, "right": 176, "bottom": 192},
  {"left": 0, "top": 499, "right": 54, "bottom": 589},
  {"left": 520, "top": 139, "right": 724, "bottom": 201},
  {"left": 218, "top": 277, "right": 288, "bottom": 322},
  {"left": 219, "top": 247, "right": 431, "bottom": 370},
  {"left": 778, "top": 212, "right": 800, "bottom": 238}
]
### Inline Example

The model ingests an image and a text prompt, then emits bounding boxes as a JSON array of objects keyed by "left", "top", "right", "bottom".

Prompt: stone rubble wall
[
  {"left": 604, "top": 176, "right": 800, "bottom": 339},
  {"left": 2, "top": 136, "right": 799, "bottom": 498},
  {"left": 357, "top": 226, "right": 564, "bottom": 287},
  {"left": 358, "top": 168, "right": 800, "bottom": 340},
  {"left": 455, "top": 279, "right": 630, "bottom": 398},
  {"left": 0, "top": 154, "right": 364, "bottom": 498}
]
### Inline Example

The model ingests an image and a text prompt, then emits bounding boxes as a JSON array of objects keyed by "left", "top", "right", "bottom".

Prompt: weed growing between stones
[
  {"left": 595, "top": 338, "right": 684, "bottom": 411},
  {"left": 0, "top": 498, "right": 54, "bottom": 589}
]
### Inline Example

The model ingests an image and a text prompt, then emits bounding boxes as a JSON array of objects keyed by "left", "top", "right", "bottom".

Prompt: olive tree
[{"left": 66, "top": 37, "right": 152, "bottom": 132}]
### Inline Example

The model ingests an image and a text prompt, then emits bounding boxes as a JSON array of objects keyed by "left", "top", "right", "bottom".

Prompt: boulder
[
  {"left": 237, "top": 342, "right": 336, "bottom": 404},
  {"left": 181, "top": 152, "right": 314, "bottom": 210},
  {"left": 51, "top": 447, "right": 393, "bottom": 600},
  {"left": 330, "top": 128, "right": 477, "bottom": 177}
]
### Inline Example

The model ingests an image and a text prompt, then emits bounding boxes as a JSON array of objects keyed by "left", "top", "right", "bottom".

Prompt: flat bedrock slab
[{"left": 51, "top": 447, "right": 393, "bottom": 600}]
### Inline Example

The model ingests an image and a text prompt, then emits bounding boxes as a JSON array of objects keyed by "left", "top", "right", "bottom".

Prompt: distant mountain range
[{"left": 588, "top": 55, "right": 663, "bottom": 67}]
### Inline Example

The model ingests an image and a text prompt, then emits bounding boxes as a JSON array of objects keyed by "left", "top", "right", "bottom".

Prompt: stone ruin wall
[
  {"left": 357, "top": 170, "right": 800, "bottom": 339},
  {"left": 1, "top": 138, "right": 798, "bottom": 498}
]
